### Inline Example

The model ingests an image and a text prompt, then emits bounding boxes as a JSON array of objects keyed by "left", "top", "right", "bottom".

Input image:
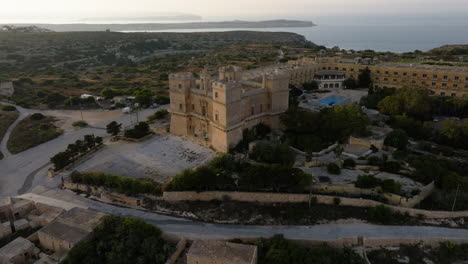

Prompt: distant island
[
  {"left": 81, "top": 12, "right": 203, "bottom": 22},
  {"left": 0, "top": 25, "right": 53, "bottom": 33},
  {"left": 5, "top": 20, "right": 316, "bottom": 32}
]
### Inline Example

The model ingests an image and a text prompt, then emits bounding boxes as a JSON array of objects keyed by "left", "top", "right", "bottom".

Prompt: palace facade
[{"left": 169, "top": 66, "right": 289, "bottom": 152}]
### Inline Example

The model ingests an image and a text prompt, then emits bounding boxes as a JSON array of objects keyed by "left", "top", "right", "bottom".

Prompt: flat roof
[
  {"left": 55, "top": 207, "right": 105, "bottom": 232},
  {"left": 39, "top": 221, "right": 89, "bottom": 246},
  {"left": 15, "top": 193, "right": 88, "bottom": 211},
  {"left": 0, "top": 197, "right": 11, "bottom": 207},
  {"left": 187, "top": 240, "right": 256, "bottom": 264},
  {"left": 0, "top": 237, "right": 34, "bottom": 258}
]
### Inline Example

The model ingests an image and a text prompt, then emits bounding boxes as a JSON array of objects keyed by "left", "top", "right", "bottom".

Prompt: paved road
[
  {"left": 22, "top": 187, "right": 468, "bottom": 242},
  {"left": 0, "top": 103, "right": 155, "bottom": 196},
  {"left": 0, "top": 103, "right": 33, "bottom": 158}
]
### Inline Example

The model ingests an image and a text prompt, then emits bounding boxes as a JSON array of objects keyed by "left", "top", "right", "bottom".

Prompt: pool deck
[{"left": 300, "top": 88, "right": 368, "bottom": 110}]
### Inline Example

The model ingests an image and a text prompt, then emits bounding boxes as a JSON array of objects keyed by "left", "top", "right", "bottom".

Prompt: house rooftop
[
  {"left": 39, "top": 221, "right": 89, "bottom": 246},
  {"left": 187, "top": 240, "right": 257, "bottom": 264},
  {"left": 0, "top": 237, "right": 34, "bottom": 259},
  {"left": 55, "top": 207, "right": 105, "bottom": 232},
  {"left": 0, "top": 197, "right": 11, "bottom": 207}
]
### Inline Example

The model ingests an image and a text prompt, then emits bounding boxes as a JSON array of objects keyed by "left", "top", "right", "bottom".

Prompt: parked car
[{"left": 122, "top": 107, "right": 133, "bottom": 114}]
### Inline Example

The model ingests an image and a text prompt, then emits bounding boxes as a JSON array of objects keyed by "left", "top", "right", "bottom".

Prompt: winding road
[
  {"left": 17, "top": 187, "right": 468, "bottom": 243},
  {"left": 3, "top": 102, "right": 468, "bottom": 244},
  {"left": 0, "top": 103, "right": 33, "bottom": 158}
]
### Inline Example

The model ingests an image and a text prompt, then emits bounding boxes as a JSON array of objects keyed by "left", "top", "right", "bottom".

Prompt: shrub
[
  {"left": 380, "top": 179, "right": 402, "bottom": 195},
  {"left": 309, "top": 196, "right": 318, "bottom": 205},
  {"left": 343, "top": 158, "right": 356, "bottom": 168},
  {"left": 355, "top": 174, "right": 381, "bottom": 189},
  {"left": 147, "top": 109, "right": 169, "bottom": 122},
  {"left": 381, "top": 161, "right": 401, "bottom": 173},
  {"left": 30, "top": 113, "right": 45, "bottom": 120},
  {"left": 367, "top": 156, "right": 382, "bottom": 166},
  {"left": 155, "top": 95, "right": 170, "bottom": 105},
  {"left": 384, "top": 129, "right": 409, "bottom": 150},
  {"left": 368, "top": 205, "right": 398, "bottom": 224},
  {"left": 326, "top": 163, "right": 341, "bottom": 175},
  {"left": 124, "top": 122, "right": 150, "bottom": 139},
  {"left": 253, "top": 123, "right": 271, "bottom": 138},
  {"left": 355, "top": 174, "right": 401, "bottom": 194},
  {"left": 333, "top": 197, "right": 341, "bottom": 205},
  {"left": 72, "top": 120, "right": 88, "bottom": 127},
  {"left": 1, "top": 105, "right": 16, "bottom": 111}
]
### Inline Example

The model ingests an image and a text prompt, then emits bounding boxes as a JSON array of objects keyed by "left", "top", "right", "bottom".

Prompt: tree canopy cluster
[
  {"left": 165, "top": 154, "right": 313, "bottom": 193},
  {"left": 64, "top": 215, "right": 173, "bottom": 264},
  {"left": 70, "top": 171, "right": 162, "bottom": 196},
  {"left": 281, "top": 104, "right": 370, "bottom": 152},
  {"left": 249, "top": 141, "right": 296, "bottom": 166},
  {"left": 362, "top": 87, "right": 468, "bottom": 150},
  {"left": 51, "top": 134, "right": 103, "bottom": 170}
]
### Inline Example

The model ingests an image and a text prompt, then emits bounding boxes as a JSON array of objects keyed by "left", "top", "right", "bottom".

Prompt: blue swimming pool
[{"left": 319, "top": 98, "right": 343, "bottom": 107}]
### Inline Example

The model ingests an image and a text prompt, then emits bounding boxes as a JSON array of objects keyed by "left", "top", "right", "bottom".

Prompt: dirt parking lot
[{"left": 71, "top": 134, "right": 216, "bottom": 183}]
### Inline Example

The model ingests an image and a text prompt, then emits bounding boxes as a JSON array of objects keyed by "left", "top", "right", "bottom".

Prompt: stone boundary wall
[
  {"left": 162, "top": 191, "right": 468, "bottom": 219},
  {"left": 349, "top": 136, "right": 383, "bottom": 149},
  {"left": 122, "top": 132, "right": 154, "bottom": 142},
  {"left": 290, "top": 143, "right": 338, "bottom": 157},
  {"left": 311, "top": 181, "right": 435, "bottom": 208},
  {"left": 63, "top": 182, "right": 465, "bottom": 219},
  {"left": 218, "top": 236, "right": 468, "bottom": 250},
  {"left": 165, "top": 238, "right": 187, "bottom": 264},
  {"left": 63, "top": 182, "right": 162, "bottom": 208}
]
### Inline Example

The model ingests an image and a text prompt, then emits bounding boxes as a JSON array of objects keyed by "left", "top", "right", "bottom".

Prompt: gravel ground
[{"left": 71, "top": 134, "right": 216, "bottom": 182}]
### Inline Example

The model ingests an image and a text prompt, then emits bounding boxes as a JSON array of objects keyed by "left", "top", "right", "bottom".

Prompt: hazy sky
[{"left": 1, "top": 0, "right": 467, "bottom": 21}]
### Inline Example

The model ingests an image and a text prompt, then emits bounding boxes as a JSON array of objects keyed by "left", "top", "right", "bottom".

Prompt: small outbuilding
[{"left": 187, "top": 240, "right": 257, "bottom": 264}]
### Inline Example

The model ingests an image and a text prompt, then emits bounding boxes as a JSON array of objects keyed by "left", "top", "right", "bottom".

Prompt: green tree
[
  {"left": 327, "top": 163, "right": 341, "bottom": 174},
  {"left": 134, "top": 88, "right": 153, "bottom": 107},
  {"left": 50, "top": 151, "right": 72, "bottom": 170},
  {"left": 106, "top": 121, "right": 122, "bottom": 136},
  {"left": 101, "top": 88, "right": 117, "bottom": 99},
  {"left": 358, "top": 67, "right": 372, "bottom": 88},
  {"left": 384, "top": 129, "right": 409, "bottom": 150},
  {"left": 343, "top": 77, "right": 358, "bottom": 89},
  {"left": 302, "top": 81, "right": 319, "bottom": 91},
  {"left": 95, "top": 136, "right": 103, "bottom": 145},
  {"left": 249, "top": 141, "right": 296, "bottom": 166},
  {"left": 84, "top": 135, "right": 96, "bottom": 149}
]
